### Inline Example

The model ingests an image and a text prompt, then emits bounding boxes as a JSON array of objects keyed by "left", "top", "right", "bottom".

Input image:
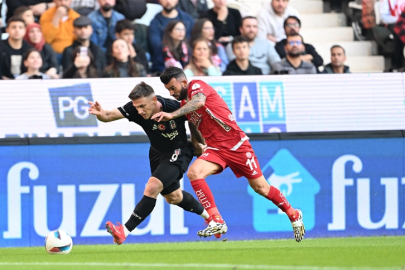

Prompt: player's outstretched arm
[
  {"left": 151, "top": 93, "right": 206, "bottom": 122},
  {"left": 88, "top": 101, "right": 124, "bottom": 122},
  {"left": 189, "top": 122, "right": 206, "bottom": 156}
]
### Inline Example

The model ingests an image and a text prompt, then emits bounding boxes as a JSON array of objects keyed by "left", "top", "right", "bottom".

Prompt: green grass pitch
[{"left": 0, "top": 236, "right": 404, "bottom": 270}]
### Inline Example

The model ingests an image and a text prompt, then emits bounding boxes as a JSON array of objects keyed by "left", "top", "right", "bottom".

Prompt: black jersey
[{"left": 118, "top": 96, "right": 189, "bottom": 153}]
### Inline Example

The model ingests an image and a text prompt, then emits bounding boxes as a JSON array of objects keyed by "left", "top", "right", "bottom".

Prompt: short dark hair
[
  {"left": 283, "top": 16, "right": 301, "bottom": 28},
  {"left": 240, "top": 16, "right": 257, "bottom": 28},
  {"left": 14, "top": 6, "right": 31, "bottom": 17},
  {"left": 286, "top": 33, "right": 304, "bottom": 43},
  {"left": 232, "top": 36, "right": 248, "bottom": 50},
  {"left": 331, "top": 45, "right": 346, "bottom": 55},
  {"left": 128, "top": 82, "right": 155, "bottom": 100},
  {"left": 115, "top": 19, "right": 135, "bottom": 34},
  {"left": 7, "top": 16, "right": 26, "bottom": 27},
  {"left": 23, "top": 48, "right": 41, "bottom": 61},
  {"left": 160, "top": 67, "right": 186, "bottom": 85}
]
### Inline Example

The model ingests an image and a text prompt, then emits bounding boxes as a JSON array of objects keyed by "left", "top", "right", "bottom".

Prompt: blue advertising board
[{"left": 1, "top": 138, "right": 404, "bottom": 247}]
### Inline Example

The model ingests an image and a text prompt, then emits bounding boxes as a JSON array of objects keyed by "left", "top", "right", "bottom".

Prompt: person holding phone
[{"left": 62, "top": 46, "right": 100, "bottom": 78}]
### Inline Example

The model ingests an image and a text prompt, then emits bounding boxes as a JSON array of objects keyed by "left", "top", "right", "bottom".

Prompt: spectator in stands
[
  {"left": 88, "top": 0, "right": 125, "bottom": 52},
  {"left": 109, "top": 19, "right": 149, "bottom": 73},
  {"left": 379, "top": 0, "right": 405, "bottom": 69},
  {"left": 183, "top": 37, "right": 221, "bottom": 76},
  {"left": 14, "top": 6, "right": 35, "bottom": 25},
  {"left": 24, "top": 22, "right": 59, "bottom": 78},
  {"left": 103, "top": 38, "right": 146, "bottom": 77},
  {"left": 4, "top": 0, "right": 53, "bottom": 23},
  {"left": 63, "top": 46, "right": 100, "bottom": 78},
  {"left": 226, "top": 16, "right": 280, "bottom": 75},
  {"left": 190, "top": 18, "right": 229, "bottom": 72},
  {"left": 40, "top": 0, "right": 80, "bottom": 58},
  {"left": 114, "top": 0, "right": 147, "bottom": 21},
  {"left": 62, "top": 16, "right": 105, "bottom": 73},
  {"left": 201, "top": 0, "right": 241, "bottom": 46},
  {"left": 70, "top": 0, "right": 98, "bottom": 15},
  {"left": 272, "top": 34, "right": 316, "bottom": 74},
  {"left": 257, "top": 0, "right": 300, "bottom": 45},
  {"left": 275, "top": 16, "right": 323, "bottom": 72},
  {"left": 323, "top": 45, "right": 351, "bottom": 73},
  {"left": 223, "top": 36, "right": 262, "bottom": 76},
  {"left": 177, "top": 0, "right": 208, "bottom": 20},
  {"left": 16, "top": 48, "right": 51, "bottom": 79},
  {"left": 0, "top": 17, "right": 32, "bottom": 79},
  {"left": 162, "top": 20, "right": 190, "bottom": 68},
  {"left": 149, "top": 0, "right": 194, "bottom": 73}
]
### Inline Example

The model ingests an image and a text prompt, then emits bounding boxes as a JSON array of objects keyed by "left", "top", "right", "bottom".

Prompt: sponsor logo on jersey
[
  {"left": 158, "top": 124, "right": 166, "bottom": 131},
  {"left": 169, "top": 120, "right": 177, "bottom": 129},
  {"left": 162, "top": 130, "right": 178, "bottom": 140}
]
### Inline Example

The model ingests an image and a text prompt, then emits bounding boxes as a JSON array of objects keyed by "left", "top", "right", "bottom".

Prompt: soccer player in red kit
[{"left": 152, "top": 67, "right": 305, "bottom": 242}]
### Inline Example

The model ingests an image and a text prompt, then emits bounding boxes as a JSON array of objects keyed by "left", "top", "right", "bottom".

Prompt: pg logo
[{"left": 49, "top": 83, "right": 97, "bottom": 127}]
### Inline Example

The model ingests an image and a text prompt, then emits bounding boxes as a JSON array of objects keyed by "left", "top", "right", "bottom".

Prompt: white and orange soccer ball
[{"left": 44, "top": 230, "right": 73, "bottom": 255}]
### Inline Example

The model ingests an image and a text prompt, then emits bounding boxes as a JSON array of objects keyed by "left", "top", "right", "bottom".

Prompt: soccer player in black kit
[{"left": 88, "top": 82, "right": 209, "bottom": 245}]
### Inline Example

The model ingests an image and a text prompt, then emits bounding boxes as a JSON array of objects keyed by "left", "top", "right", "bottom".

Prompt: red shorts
[{"left": 197, "top": 141, "right": 263, "bottom": 179}]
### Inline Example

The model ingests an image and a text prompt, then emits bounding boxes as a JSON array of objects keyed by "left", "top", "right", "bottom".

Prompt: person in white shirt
[{"left": 257, "top": 0, "right": 299, "bottom": 45}]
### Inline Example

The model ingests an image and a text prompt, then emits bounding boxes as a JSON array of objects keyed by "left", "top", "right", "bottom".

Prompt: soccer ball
[{"left": 45, "top": 230, "right": 73, "bottom": 255}]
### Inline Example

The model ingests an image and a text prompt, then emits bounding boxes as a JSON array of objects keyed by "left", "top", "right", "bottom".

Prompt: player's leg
[
  {"left": 106, "top": 176, "right": 163, "bottom": 245},
  {"left": 187, "top": 157, "right": 228, "bottom": 237},
  {"left": 248, "top": 176, "right": 305, "bottom": 242},
  {"left": 162, "top": 187, "right": 209, "bottom": 219}
]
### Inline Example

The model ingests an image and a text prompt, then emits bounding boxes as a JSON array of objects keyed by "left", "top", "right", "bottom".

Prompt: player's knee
[
  {"left": 144, "top": 178, "right": 163, "bottom": 197},
  {"left": 164, "top": 193, "right": 182, "bottom": 204},
  {"left": 187, "top": 168, "right": 201, "bottom": 180},
  {"left": 252, "top": 185, "right": 268, "bottom": 196}
]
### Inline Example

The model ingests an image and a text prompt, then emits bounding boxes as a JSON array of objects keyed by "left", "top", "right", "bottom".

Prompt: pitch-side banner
[
  {"left": 0, "top": 138, "right": 404, "bottom": 247},
  {"left": 1, "top": 73, "right": 405, "bottom": 138}
]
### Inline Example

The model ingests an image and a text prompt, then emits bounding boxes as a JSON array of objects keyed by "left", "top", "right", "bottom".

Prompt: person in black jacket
[
  {"left": 5, "top": 0, "right": 53, "bottom": 23},
  {"left": 0, "top": 17, "right": 32, "bottom": 79},
  {"left": 114, "top": 0, "right": 147, "bottom": 20},
  {"left": 275, "top": 16, "right": 323, "bottom": 72},
  {"left": 62, "top": 16, "right": 106, "bottom": 73},
  {"left": 176, "top": 0, "right": 208, "bottom": 20},
  {"left": 223, "top": 36, "right": 262, "bottom": 76},
  {"left": 201, "top": 0, "right": 241, "bottom": 46}
]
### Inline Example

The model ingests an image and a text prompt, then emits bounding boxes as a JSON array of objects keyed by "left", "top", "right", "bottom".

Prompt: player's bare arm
[
  {"left": 189, "top": 122, "right": 206, "bottom": 156},
  {"left": 152, "top": 93, "right": 206, "bottom": 122},
  {"left": 88, "top": 101, "right": 124, "bottom": 122}
]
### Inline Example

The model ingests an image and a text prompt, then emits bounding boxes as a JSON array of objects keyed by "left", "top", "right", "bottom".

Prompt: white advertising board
[{"left": 0, "top": 73, "right": 404, "bottom": 138}]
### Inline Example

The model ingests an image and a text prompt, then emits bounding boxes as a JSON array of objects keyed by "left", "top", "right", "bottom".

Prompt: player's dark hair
[
  {"left": 159, "top": 66, "right": 186, "bottom": 84},
  {"left": 232, "top": 36, "right": 248, "bottom": 50},
  {"left": 115, "top": 19, "right": 135, "bottom": 34},
  {"left": 7, "top": 16, "right": 26, "bottom": 27},
  {"left": 128, "top": 82, "right": 155, "bottom": 100},
  {"left": 283, "top": 16, "right": 301, "bottom": 28}
]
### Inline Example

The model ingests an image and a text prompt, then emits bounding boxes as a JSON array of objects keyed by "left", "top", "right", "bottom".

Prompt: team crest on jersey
[
  {"left": 169, "top": 120, "right": 177, "bottom": 129},
  {"left": 192, "top": 83, "right": 201, "bottom": 90},
  {"left": 158, "top": 124, "right": 166, "bottom": 131},
  {"left": 246, "top": 152, "right": 252, "bottom": 158}
]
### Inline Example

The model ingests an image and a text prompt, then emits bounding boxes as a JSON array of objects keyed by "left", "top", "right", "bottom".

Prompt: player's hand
[
  {"left": 151, "top": 112, "right": 174, "bottom": 122},
  {"left": 88, "top": 101, "right": 102, "bottom": 116},
  {"left": 194, "top": 143, "right": 207, "bottom": 156}
]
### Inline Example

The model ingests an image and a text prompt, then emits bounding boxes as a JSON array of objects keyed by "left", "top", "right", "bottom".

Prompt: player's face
[
  {"left": 132, "top": 95, "right": 157, "bottom": 119},
  {"left": 164, "top": 77, "right": 188, "bottom": 101}
]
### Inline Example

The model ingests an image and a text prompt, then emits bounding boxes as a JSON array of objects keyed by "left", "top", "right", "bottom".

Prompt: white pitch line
[{"left": 0, "top": 262, "right": 401, "bottom": 270}]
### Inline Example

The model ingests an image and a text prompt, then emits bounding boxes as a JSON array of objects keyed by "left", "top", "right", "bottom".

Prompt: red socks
[
  {"left": 191, "top": 179, "right": 221, "bottom": 217},
  {"left": 267, "top": 186, "right": 298, "bottom": 221}
]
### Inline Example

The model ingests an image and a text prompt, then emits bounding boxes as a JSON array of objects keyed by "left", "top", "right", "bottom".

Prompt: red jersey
[{"left": 181, "top": 80, "right": 248, "bottom": 150}]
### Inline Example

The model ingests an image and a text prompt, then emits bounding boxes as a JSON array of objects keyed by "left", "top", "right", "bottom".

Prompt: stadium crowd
[{"left": 1, "top": 0, "right": 371, "bottom": 80}]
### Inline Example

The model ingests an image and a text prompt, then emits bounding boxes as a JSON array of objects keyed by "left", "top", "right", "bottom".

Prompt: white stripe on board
[{"left": 0, "top": 262, "right": 401, "bottom": 270}]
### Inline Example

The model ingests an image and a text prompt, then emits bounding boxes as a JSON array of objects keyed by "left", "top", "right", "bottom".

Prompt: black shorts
[{"left": 149, "top": 145, "right": 194, "bottom": 195}]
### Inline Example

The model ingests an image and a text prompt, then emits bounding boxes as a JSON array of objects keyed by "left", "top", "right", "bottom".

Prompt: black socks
[
  {"left": 176, "top": 191, "right": 205, "bottom": 215},
  {"left": 125, "top": 195, "right": 156, "bottom": 232}
]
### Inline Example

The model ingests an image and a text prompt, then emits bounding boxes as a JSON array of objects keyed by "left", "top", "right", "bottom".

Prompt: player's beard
[{"left": 179, "top": 86, "right": 188, "bottom": 100}]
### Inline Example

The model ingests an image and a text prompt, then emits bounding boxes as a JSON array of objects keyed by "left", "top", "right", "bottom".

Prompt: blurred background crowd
[{"left": 0, "top": 0, "right": 401, "bottom": 80}]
